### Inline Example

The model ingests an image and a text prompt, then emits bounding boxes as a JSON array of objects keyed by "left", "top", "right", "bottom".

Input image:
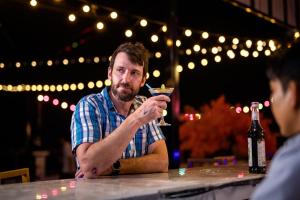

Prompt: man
[
  {"left": 71, "top": 42, "right": 170, "bottom": 178},
  {"left": 251, "top": 41, "right": 300, "bottom": 199}
]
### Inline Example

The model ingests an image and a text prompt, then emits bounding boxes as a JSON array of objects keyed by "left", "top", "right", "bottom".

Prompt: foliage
[{"left": 179, "top": 96, "right": 277, "bottom": 160}]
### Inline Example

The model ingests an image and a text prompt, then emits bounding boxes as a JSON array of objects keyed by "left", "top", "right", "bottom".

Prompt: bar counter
[{"left": 0, "top": 163, "right": 264, "bottom": 200}]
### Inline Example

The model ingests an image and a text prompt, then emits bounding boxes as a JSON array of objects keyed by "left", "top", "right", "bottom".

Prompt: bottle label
[
  {"left": 248, "top": 138, "right": 252, "bottom": 166},
  {"left": 257, "top": 140, "right": 266, "bottom": 167}
]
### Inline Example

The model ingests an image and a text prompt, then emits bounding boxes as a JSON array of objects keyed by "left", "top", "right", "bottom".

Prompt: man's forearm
[
  {"left": 120, "top": 153, "right": 169, "bottom": 174},
  {"left": 77, "top": 114, "right": 142, "bottom": 176}
]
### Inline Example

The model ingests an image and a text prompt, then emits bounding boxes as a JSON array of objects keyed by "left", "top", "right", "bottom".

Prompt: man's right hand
[{"left": 133, "top": 95, "right": 170, "bottom": 125}]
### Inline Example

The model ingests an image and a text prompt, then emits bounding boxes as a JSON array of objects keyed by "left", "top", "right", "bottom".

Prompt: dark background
[{"left": 0, "top": 0, "right": 294, "bottom": 179}]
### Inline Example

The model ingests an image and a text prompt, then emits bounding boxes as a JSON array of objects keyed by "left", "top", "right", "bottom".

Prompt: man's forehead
[{"left": 114, "top": 52, "right": 143, "bottom": 69}]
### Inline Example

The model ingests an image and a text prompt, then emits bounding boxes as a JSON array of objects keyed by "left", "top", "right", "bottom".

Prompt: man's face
[
  {"left": 270, "top": 79, "right": 296, "bottom": 137},
  {"left": 108, "top": 52, "right": 146, "bottom": 102}
]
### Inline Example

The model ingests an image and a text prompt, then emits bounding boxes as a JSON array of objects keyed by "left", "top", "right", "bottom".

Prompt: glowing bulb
[
  {"left": 264, "top": 49, "right": 271, "bottom": 56},
  {"left": 62, "top": 59, "right": 69, "bottom": 65},
  {"left": 63, "top": 84, "right": 69, "bottom": 91},
  {"left": 153, "top": 70, "right": 160, "bottom": 77},
  {"left": 82, "top": 5, "right": 90, "bottom": 13},
  {"left": 252, "top": 51, "right": 259, "bottom": 57},
  {"left": 61, "top": 102, "right": 68, "bottom": 109},
  {"left": 88, "top": 81, "right": 95, "bottom": 89},
  {"left": 166, "top": 39, "right": 173, "bottom": 47},
  {"left": 43, "top": 95, "right": 49, "bottom": 102},
  {"left": 43, "top": 85, "right": 49, "bottom": 91},
  {"left": 151, "top": 34, "right": 159, "bottom": 42},
  {"left": 110, "top": 12, "right": 118, "bottom": 19},
  {"left": 125, "top": 29, "right": 133, "bottom": 37},
  {"left": 232, "top": 38, "right": 239, "bottom": 44},
  {"left": 176, "top": 40, "right": 181, "bottom": 47},
  {"left": 218, "top": 36, "right": 225, "bottom": 43},
  {"left": 56, "top": 85, "right": 63, "bottom": 92},
  {"left": 246, "top": 40, "right": 252, "bottom": 48},
  {"left": 104, "top": 79, "right": 111, "bottom": 86},
  {"left": 37, "top": 95, "right": 43, "bottom": 102},
  {"left": 70, "top": 105, "right": 76, "bottom": 112},
  {"left": 68, "top": 14, "right": 76, "bottom": 22},
  {"left": 96, "top": 80, "right": 103, "bottom": 88},
  {"left": 30, "top": 0, "right": 37, "bottom": 7},
  {"left": 193, "top": 44, "right": 200, "bottom": 52},
  {"left": 77, "top": 83, "right": 84, "bottom": 90},
  {"left": 176, "top": 65, "right": 183, "bottom": 72},
  {"left": 243, "top": 106, "right": 250, "bottom": 113},
  {"left": 163, "top": 110, "right": 167, "bottom": 117},
  {"left": 202, "top": 32, "right": 209, "bottom": 39},
  {"left": 70, "top": 83, "right": 77, "bottom": 91},
  {"left": 214, "top": 55, "right": 221, "bottom": 62},
  {"left": 201, "top": 48, "right": 207, "bottom": 54},
  {"left": 155, "top": 52, "right": 161, "bottom": 58},
  {"left": 16, "top": 62, "right": 21, "bottom": 68},
  {"left": 140, "top": 19, "right": 147, "bottom": 27},
  {"left": 201, "top": 59, "right": 208, "bottom": 66},
  {"left": 94, "top": 57, "right": 100, "bottom": 63},
  {"left": 188, "top": 62, "right": 195, "bottom": 69},
  {"left": 184, "top": 29, "right": 192, "bottom": 37},
  {"left": 227, "top": 50, "right": 235, "bottom": 59},
  {"left": 31, "top": 61, "right": 37, "bottom": 67},
  {"left": 47, "top": 60, "right": 53, "bottom": 66},
  {"left": 211, "top": 47, "right": 218, "bottom": 54},
  {"left": 78, "top": 57, "right": 85, "bottom": 63},
  {"left": 185, "top": 49, "right": 192, "bottom": 55},
  {"left": 161, "top": 25, "right": 167, "bottom": 32},
  {"left": 96, "top": 22, "right": 104, "bottom": 30}
]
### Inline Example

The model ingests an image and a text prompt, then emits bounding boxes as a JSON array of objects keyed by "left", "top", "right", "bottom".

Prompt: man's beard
[{"left": 111, "top": 82, "right": 139, "bottom": 102}]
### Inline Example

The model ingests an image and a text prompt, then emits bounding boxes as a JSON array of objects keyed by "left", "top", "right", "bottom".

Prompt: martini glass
[{"left": 149, "top": 87, "right": 174, "bottom": 126}]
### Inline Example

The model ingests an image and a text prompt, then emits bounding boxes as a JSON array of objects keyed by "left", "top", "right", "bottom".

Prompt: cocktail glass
[{"left": 149, "top": 87, "right": 174, "bottom": 126}]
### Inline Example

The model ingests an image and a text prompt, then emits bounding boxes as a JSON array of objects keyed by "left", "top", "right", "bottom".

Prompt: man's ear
[
  {"left": 108, "top": 67, "right": 112, "bottom": 80},
  {"left": 287, "top": 81, "right": 298, "bottom": 109},
  {"left": 140, "top": 76, "right": 146, "bottom": 87}
]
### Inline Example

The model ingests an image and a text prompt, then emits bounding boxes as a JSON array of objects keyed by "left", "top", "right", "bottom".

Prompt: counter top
[{"left": 0, "top": 163, "right": 264, "bottom": 200}]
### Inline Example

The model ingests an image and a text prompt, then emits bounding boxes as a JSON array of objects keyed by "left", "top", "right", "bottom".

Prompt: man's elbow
[{"left": 158, "top": 158, "right": 169, "bottom": 172}]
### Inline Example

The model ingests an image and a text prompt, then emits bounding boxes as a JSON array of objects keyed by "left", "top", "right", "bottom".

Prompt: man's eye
[{"left": 132, "top": 71, "right": 140, "bottom": 76}]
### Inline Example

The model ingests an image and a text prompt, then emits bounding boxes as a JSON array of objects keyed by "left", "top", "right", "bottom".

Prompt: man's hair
[
  {"left": 109, "top": 42, "right": 149, "bottom": 77},
  {"left": 267, "top": 41, "right": 300, "bottom": 94}
]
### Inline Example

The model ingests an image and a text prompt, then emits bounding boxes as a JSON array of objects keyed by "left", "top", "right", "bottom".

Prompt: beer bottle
[{"left": 248, "top": 102, "right": 266, "bottom": 174}]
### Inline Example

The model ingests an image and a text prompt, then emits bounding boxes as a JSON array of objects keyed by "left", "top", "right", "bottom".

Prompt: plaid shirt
[{"left": 71, "top": 87, "right": 165, "bottom": 168}]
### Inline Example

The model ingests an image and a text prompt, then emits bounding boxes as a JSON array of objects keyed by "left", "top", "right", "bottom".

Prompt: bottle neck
[{"left": 251, "top": 107, "right": 260, "bottom": 121}]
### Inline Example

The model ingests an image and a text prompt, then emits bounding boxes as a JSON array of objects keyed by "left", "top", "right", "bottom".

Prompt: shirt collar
[{"left": 102, "top": 87, "right": 116, "bottom": 112}]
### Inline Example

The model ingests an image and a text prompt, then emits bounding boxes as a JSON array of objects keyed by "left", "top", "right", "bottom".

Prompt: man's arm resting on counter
[{"left": 120, "top": 140, "right": 169, "bottom": 174}]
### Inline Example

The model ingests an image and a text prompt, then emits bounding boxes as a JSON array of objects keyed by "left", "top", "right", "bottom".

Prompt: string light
[
  {"left": 161, "top": 25, "right": 167, "bottom": 32},
  {"left": 30, "top": 0, "right": 37, "bottom": 7},
  {"left": 96, "top": 21, "right": 104, "bottom": 30},
  {"left": 37, "top": 94, "right": 76, "bottom": 112},
  {"left": 68, "top": 14, "right": 76, "bottom": 22},
  {"left": 181, "top": 100, "right": 271, "bottom": 121},
  {"left": 125, "top": 29, "right": 133, "bottom": 37},
  {"left": 82, "top": 5, "right": 90, "bottom": 13},
  {"left": 110, "top": 11, "right": 118, "bottom": 19}
]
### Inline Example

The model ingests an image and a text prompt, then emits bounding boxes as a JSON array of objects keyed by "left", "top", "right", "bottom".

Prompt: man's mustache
[{"left": 117, "top": 83, "right": 132, "bottom": 90}]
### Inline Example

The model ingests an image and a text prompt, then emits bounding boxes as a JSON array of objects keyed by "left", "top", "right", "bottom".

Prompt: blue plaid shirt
[{"left": 71, "top": 87, "right": 165, "bottom": 168}]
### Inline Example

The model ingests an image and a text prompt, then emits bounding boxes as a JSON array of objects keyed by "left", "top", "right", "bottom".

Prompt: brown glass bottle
[{"left": 248, "top": 102, "right": 266, "bottom": 174}]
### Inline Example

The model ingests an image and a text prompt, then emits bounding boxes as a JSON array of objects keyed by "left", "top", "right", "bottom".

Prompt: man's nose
[{"left": 122, "top": 71, "right": 131, "bottom": 82}]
